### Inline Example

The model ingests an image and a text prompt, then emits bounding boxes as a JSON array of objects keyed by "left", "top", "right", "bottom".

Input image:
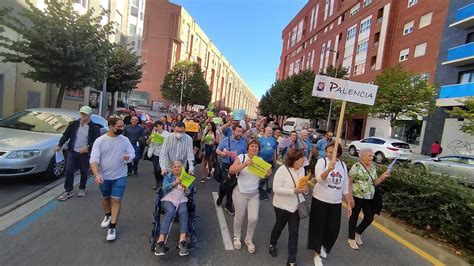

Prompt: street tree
[
  {"left": 106, "top": 44, "right": 144, "bottom": 114},
  {"left": 0, "top": 0, "right": 113, "bottom": 108},
  {"left": 161, "top": 61, "right": 211, "bottom": 109},
  {"left": 447, "top": 97, "right": 474, "bottom": 135},
  {"left": 371, "top": 65, "right": 435, "bottom": 134}
]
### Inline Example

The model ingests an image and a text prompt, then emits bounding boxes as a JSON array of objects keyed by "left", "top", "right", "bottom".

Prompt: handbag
[
  {"left": 225, "top": 155, "right": 246, "bottom": 191},
  {"left": 361, "top": 163, "right": 383, "bottom": 215},
  {"left": 285, "top": 166, "right": 309, "bottom": 219},
  {"left": 213, "top": 156, "right": 224, "bottom": 183}
]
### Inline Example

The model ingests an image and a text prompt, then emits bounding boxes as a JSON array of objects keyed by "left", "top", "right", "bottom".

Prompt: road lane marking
[
  {"left": 342, "top": 202, "right": 445, "bottom": 266},
  {"left": 212, "top": 192, "right": 235, "bottom": 250}
]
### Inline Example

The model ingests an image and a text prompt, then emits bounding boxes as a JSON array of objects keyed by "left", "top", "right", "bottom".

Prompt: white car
[{"left": 348, "top": 137, "right": 413, "bottom": 164}]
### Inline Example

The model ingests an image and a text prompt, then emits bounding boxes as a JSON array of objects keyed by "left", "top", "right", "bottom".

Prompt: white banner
[{"left": 312, "top": 75, "right": 378, "bottom": 106}]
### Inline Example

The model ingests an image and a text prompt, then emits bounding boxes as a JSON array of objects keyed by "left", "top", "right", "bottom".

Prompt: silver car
[
  {"left": 412, "top": 155, "right": 474, "bottom": 185},
  {"left": 0, "top": 108, "right": 108, "bottom": 178}
]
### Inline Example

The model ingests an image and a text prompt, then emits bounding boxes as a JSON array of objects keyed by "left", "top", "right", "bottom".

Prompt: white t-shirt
[
  {"left": 272, "top": 165, "right": 306, "bottom": 213},
  {"left": 313, "top": 158, "right": 349, "bottom": 204},
  {"left": 236, "top": 154, "right": 260, "bottom": 194},
  {"left": 90, "top": 134, "right": 135, "bottom": 180}
]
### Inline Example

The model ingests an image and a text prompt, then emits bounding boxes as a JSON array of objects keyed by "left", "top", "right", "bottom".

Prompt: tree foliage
[
  {"left": 371, "top": 65, "right": 435, "bottom": 129},
  {"left": 106, "top": 44, "right": 144, "bottom": 113},
  {"left": 0, "top": 0, "right": 113, "bottom": 108},
  {"left": 161, "top": 61, "right": 211, "bottom": 108},
  {"left": 447, "top": 97, "right": 474, "bottom": 135}
]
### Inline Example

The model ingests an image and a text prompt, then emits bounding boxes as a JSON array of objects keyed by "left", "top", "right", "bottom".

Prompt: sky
[{"left": 170, "top": 0, "right": 308, "bottom": 100}]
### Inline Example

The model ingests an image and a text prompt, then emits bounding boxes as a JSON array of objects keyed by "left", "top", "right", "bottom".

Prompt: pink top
[
  {"left": 162, "top": 186, "right": 188, "bottom": 207},
  {"left": 431, "top": 143, "right": 441, "bottom": 154}
]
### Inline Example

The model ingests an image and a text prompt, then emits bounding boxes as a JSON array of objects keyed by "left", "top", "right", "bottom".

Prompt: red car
[{"left": 111, "top": 108, "right": 154, "bottom": 130}]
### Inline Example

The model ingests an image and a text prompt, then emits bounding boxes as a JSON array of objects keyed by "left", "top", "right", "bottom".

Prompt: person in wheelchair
[{"left": 155, "top": 160, "right": 193, "bottom": 257}]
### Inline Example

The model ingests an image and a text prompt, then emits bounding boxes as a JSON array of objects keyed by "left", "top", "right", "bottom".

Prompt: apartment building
[
  {"left": 422, "top": 1, "right": 474, "bottom": 155},
  {"left": 0, "top": 0, "right": 145, "bottom": 117},
  {"left": 278, "top": 0, "right": 449, "bottom": 150},
  {"left": 139, "top": 0, "right": 259, "bottom": 117}
]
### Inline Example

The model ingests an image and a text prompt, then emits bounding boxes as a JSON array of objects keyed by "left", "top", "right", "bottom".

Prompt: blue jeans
[
  {"left": 65, "top": 151, "right": 90, "bottom": 192},
  {"left": 160, "top": 201, "right": 188, "bottom": 236},
  {"left": 259, "top": 161, "right": 274, "bottom": 199},
  {"left": 127, "top": 144, "right": 141, "bottom": 173},
  {"left": 99, "top": 176, "right": 127, "bottom": 199}
]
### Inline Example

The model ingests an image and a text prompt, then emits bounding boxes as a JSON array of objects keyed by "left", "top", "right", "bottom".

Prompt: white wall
[
  {"left": 364, "top": 117, "right": 391, "bottom": 139},
  {"left": 441, "top": 119, "right": 474, "bottom": 155}
]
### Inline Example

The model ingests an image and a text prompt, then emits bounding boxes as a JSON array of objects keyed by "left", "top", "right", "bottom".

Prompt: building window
[
  {"left": 403, "top": 21, "right": 414, "bottom": 35},
  {"left": 115, "top": 12, "right": 122, "bottom": 43},
  {"left": 289, "top": 63, "right": 295, "bottom": 76},
  {"left": 128, "top": 24, "right": 136, "bottom": 36},
  {"left": 459, "top": 70, "right": 474, "bottom": 84},
  {"left": 291, "top": 26, "right": 297, "bottom": 47},
  {"left": 363, "top": 0, "right": 372, "bottom": 7},
  {"left": 350, "top": 4, "right": 360, "bottom": 16},
  {"left": 360, "top": 19, "right": 371, "bottom": 33},
  {"left": 74, "top": 0, "right": 87, "bottom": 9},
  {"left": 357, "top": 40, "right": 369, "bottom": 54},
  {"left": 467, "top": 32, "right": 474, "bottom": 44},
  {"left": 414, "top": 43, "right": 427, "bottom": 57},
  {"left": 408, "top": 0, "right": 418, "bottom": 8},
  {"left": 399, "top": 48, "right": 410, "bottom": 61},
  {"left": 353, "top": 63, "right": 365, "bottom": 76},
  {"left": 347, "top": 26, "right": 356, "bottom": 40},
  {"left": 419, "top": 12, "right": 432, "bottom": 28}
]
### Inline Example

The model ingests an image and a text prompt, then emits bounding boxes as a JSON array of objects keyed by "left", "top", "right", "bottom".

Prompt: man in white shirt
[{"left": 90, "top": 117, "right": 136, "bottom": 242}]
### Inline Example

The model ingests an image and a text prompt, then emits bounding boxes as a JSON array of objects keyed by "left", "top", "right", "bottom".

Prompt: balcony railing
[
  {"left": 442, "top": 42, "right": 474, "bottom": 66},
  {"left": 439, "top": 82, "right": 474, "bottom": 99},
  {"left": 450, "top": 3, "right": 474, "bottom": 28}
]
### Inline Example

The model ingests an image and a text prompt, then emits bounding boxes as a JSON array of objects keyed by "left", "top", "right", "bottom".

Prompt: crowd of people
[{"left": 55, "top": 106, "right": 391, "bottom": 266}]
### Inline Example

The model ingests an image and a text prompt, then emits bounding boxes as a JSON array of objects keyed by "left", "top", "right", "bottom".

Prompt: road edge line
[{"left": 212, "top": 192, "right": 235, "bottom": 251}]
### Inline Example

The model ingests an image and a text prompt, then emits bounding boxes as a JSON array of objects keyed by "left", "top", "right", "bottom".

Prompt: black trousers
[
  {"left": 307, "top": 197, "right": 341, "bottom": 253},
  {"left": 348, "top": 197, "right": 375, "bottom": 239},
  {"left": 65, "top": 151, "right": 90, "bottom": 192},
  {"left": 270, "top": 207, "right": 300, "bottom": 264},
  {"left": 217, "top": 163, "right": 232, "bottom": 209},
  {"left": 151, "top": 155, "right": 163, "bottom": 186}
]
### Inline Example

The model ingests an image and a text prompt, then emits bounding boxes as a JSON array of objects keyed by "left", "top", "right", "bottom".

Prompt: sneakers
[
  {"left": 206, "top": 175, "right": 211, "bottom": 180},
  {"left": 154, "top": 241, "right": 165, "bottom": 256},
  {"left": 78, "top": 189, "right": 86, "bottom": 197},
  {"left": 216, "top": 196, "right": 223, "bottom": 206},
  {"left": 179, "top": 240, "right": 189, "bottom": 256},
  {"left": 355, "top": 233, "right": 364, "bottom": 246},
  {"left": 233, "top": 238, "right": 242, "bottom": 250},
  {"left": 200, "top": 178, "right": 206, "bottom": 183},
  {"left": 58, "top": 191, "right": 73, "bottom": 201},
  {"left": 245, "top": 239, "right": 256, "bottom": 254},
  {"left": 225, "top": 206, "right": 235, "bottom": 216},
  {"left": 347, "top": 239, "right": 359, "bottom": 250},
  {"left": 106, "top": 228, "right": 116, "bottom": 241},
  {"left": 320, "top": 246, "right": 328, "bottom": 259},
  {"left": 133, "top": 171, "right": 138, "bottom": 176},
  {"left": 101, "top": 216, "right": 111, "bottom": 228},
  {"left": 269, "top": 244, "right": 277, "bottom": 257},
  {"left": 314, "top": 255, "right": 323, "bottom": 266}
]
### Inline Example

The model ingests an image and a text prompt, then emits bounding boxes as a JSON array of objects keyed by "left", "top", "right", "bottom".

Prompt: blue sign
[{"left": 233, "top": 109, "right": 246, "bottom": 121}]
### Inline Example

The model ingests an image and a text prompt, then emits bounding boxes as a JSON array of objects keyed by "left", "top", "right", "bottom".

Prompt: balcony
[
  {"left": 450, "top": 3, "right": 474, "bottom": 29},
  {"left": 436, "top": 82, "right": 474, "bottom": 107},
  {"left": 442, "top": 42, "right": 474, "bottom": 66}
]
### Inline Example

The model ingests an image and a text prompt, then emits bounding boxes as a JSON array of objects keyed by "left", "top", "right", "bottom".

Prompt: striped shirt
[{"left": 160, "top": 133, "right": 195, "bottom": 172}]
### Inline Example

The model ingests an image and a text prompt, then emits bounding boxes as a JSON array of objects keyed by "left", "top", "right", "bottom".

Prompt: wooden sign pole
[{"left": 332, "top": 100, "right": 347, "bottom": 163}]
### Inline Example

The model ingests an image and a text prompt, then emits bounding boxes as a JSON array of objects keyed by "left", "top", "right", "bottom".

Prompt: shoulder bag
[
  {"left": 360, "top": 163, "right": 383, "bottom": 215},
  {"left": 285, "top": 166, "right": 309, "bottom": 219}
]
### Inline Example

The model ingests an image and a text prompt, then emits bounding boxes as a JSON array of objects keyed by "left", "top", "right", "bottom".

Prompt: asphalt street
[
  {"left": 0, "top": 160, "right": 431, "bottom": 265},
  {"left": 0, "top": 175, "right": 60, "bottom": 209}
]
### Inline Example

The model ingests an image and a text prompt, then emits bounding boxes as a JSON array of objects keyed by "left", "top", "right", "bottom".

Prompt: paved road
[{"left": 0, "top": 160, "right": 431, "bottom": 265}]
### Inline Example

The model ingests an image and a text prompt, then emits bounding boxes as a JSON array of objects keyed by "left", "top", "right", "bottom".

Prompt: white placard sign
[{"left": 312, "top": 75, "right": 379, "bottom": 106}]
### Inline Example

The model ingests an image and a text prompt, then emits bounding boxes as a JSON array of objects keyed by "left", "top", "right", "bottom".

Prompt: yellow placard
[
  {"left": 247, "top": 156, "right": 272, "bottom": 179},
  {"left": 184, "top": 122, "right": 199, "bottom": 133},
  {"left": 180, "top": 168, "right": 196, "bottom": 188},
  {"left": 151, "top": 133, "right": 165, "bottom": 144},
  {"left": 298, "top": 173, "right": 311, "bottom": 188},
  {"left": 207, "top": 111, "right": 214, "bottom": 117}
]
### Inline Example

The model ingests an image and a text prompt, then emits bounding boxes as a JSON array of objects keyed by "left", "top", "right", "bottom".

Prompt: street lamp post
[{"left": 325, "top": 49, "right": 340, "bottom": 131}]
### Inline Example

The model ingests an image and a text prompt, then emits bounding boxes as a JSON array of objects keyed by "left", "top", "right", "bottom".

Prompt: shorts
[{"left": 99, "top": 176, "right": 127, "bottom": 199}]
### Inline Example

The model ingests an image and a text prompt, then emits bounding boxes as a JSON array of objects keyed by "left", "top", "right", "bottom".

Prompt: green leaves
[
  {"left": 447, "top": 97, "right": 474, "bottom": 136},
  {"left": 0, "top": 0, "right": 114, "bottom": 107},
  {"left": 372, "top": 65, "right": 436, "bottom": 128},
  {"left": 161, "top": 61, "right": 211, "bottom": 107},
  {"left": 106, "top": 44, "right": 144, "bottom": 94}
]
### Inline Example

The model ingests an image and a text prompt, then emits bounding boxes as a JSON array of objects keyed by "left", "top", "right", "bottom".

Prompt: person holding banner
[
  {"left": 347, "top": 148, "right": 390, "bottom": 250},
  {"left": 147, "top": 121, "right": 171, "bottom": 190},
  {"left": 269, "top": 148, "right": 308, "bottom": 266},
  {"left": 201, "top": 122, "right": 219, "bottom": 183},
  {"left": 229, "top": 139, "right": 272, "bottom": 253},
  {"left": 154, "top": 160, "right": 193, "bottom": 257},
  {"left": 308, "top": 142, "right": 352, "bottom": 266}
]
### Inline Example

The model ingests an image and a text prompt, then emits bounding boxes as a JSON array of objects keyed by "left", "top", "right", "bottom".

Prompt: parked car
[
  {"left": 411, "top": 155, "right": 474, "bottom": 185},
  {"left": 282, "top": 117, "right": 311, "bottom": 134},
  {"left": 0, "top": 108, "right": 106, "bottom": 179},
  {"left": 348, "top": 137, "right": 412, "bottom": 164},
  {"left": 111, "top": 108, "right": 154, "bottom": 130}
]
